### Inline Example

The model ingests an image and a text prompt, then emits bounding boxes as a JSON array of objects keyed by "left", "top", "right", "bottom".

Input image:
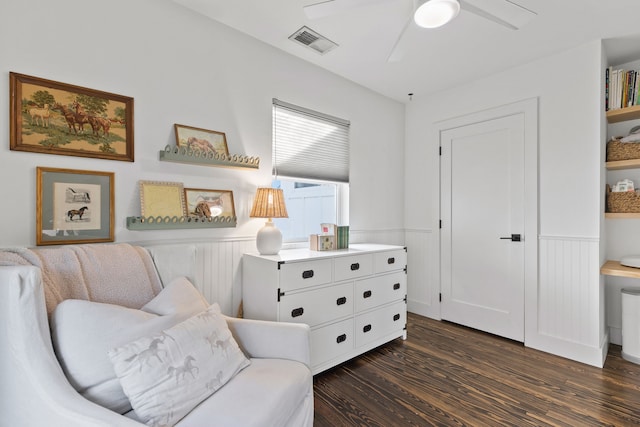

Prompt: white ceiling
[{"left": 173, "top": 0, "right": 640, "bottom": 103}]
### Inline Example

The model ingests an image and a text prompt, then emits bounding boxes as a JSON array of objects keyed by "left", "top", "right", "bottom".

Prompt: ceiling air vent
[{"left": 288, "top": 26, "right": 338, "bottom": 55}]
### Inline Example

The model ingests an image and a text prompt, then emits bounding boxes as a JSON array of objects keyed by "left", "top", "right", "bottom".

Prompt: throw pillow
[
  {"left": 50, "top": 277, "right": 208, "bottom": 414},
  {"left": 108, "top": 303, "right": 250, "bottom": 427}
]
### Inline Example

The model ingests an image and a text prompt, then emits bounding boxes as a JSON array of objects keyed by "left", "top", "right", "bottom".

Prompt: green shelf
[
  {"left": 126, "top": 215, "right": 237, "bottom": 230},
  {"left": 158, "top": 145, "right": 259, "bottom": 170}
]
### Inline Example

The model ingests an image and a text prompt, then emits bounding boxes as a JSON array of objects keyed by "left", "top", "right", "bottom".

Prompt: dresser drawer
[
  {"left": 355, "top": 301, "right": 406, "bottom": 348},
  {"left": 310, "top": 318, "right": 354, "bottom": 368},
  {"left": 279, "top": 259, "right": 332, "bottom": 291},
  {"left": 334, "top": 254, "right": 373, "bottom": 282},
  {"left": 355, "top": 271, "right": 406, "bottom": 312},
  {"left": 279, "top": 282, "right": 353, "bottom": 327},
  {"left": 373, "top": 249, "right": 406, "bottom": 274}
]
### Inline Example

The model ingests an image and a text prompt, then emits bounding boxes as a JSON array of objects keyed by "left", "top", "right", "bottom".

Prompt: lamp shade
[
  {"left": 414, "top": 0, "right": 460, "bottom": 28},
  {"left": 250, "top": 188, "right": 289, "bottom": 219}
]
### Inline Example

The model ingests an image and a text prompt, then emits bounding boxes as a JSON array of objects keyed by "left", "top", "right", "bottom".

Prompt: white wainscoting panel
[
  {"left": 405, "top": 229, "right": 439, "bottom": 319},
  {"left": 142, "top": 238, "right": 254, "bottom": 317},
  {"left": 533, "top": 235, "right": 606, "bottom": 366}
]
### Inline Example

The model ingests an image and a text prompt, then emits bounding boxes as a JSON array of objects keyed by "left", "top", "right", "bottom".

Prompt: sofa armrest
[
  {"left": 224, "top": 316, "right": 311, "bottom": 367},
  {"left": 0, "top": 266, "right": 143, "bottom": 427}
]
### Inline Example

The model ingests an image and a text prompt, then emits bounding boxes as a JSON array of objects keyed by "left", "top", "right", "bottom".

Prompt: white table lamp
[{"left": 250, "top": 188, "right": 288, "bottom": 255}]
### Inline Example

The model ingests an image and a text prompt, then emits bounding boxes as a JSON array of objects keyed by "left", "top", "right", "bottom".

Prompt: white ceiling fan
[{"left": 303, "top": 0, "right": 536, "bottom": 62}]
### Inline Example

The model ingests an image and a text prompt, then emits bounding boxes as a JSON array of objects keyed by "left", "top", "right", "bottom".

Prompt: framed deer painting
[
  {"left": 36, "top": 167, "right": 115, "bottom": 246},
  {"left": 10, "top": 72, "right": 134, "bottom": 162}
]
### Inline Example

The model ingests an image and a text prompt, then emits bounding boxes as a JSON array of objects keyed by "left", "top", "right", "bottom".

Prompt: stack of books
[
  {"left": 309, "top": 223, "right": 349, "bottom": 251},
  {"left": 607, "top": 67, "right": 640, "bottom": 111}
]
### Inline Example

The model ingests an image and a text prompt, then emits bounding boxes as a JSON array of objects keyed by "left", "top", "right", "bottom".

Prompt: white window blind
[{"left": 272, "top": 98, "right": 350, "bottom": 183}]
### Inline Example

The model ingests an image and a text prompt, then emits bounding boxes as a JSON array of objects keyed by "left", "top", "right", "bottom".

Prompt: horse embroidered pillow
[{"left": 108, "top": 303, "right": 250, "bottom": 427}]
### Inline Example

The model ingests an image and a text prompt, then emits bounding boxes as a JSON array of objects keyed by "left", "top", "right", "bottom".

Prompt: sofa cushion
[
  {"left": 175, "top": 358, "right": 312, "bottom": 427},
  {"left": 108, "top": 303, "right": 250, "bottom": 427},
  {"left": 50, "top": 277, "right": 208, "bottom": 414}
]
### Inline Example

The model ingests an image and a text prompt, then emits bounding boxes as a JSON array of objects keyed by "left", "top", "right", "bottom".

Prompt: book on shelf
[{"left": 606, "top": 67, "right": 640, "bottom": 111}]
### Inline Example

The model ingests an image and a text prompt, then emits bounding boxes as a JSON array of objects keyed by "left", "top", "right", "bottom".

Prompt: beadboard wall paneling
[
  {"left": 405, "top": 229, "right": 439, "bottom": 319},
  {"left": 533, "top": 235, "right": 606, "bottom": 366}
]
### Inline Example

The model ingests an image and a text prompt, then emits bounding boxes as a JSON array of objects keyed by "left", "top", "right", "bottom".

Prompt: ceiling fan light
[{"left": 414, "top": 0, "right": 460, "bottom": 29}]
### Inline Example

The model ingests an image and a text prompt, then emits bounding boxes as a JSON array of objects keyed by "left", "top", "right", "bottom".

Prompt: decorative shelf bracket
[
  {"left": 159, "top": 145, "right": 260, "bottom": 170},
  {"left": 126, "top": 215, "right": 237, "bottom": 230}
]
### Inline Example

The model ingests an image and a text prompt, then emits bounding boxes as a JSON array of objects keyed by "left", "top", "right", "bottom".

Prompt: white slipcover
[{"left": 0, "top": 244, "right": 313, "bottom": 427}]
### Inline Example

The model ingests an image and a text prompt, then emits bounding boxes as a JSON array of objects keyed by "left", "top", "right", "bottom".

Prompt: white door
[{"left": 440, "top": 113, "right": 525, "bottom": 342}]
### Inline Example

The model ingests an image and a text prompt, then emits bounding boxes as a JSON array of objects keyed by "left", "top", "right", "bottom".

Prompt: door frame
[{"left": 437, "top": 98, "right": 538, "bottom": 344}]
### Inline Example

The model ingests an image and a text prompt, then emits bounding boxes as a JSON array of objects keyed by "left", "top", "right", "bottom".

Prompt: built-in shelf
[
  {"left": 605, "top": 158, "right": 640, "bottom": 170},
  {"left": 126, "top": 215, "right": 237, "bottom": 230},
  {"left": 606, "top": 105, "right": 640, "bottom": 123},
  {"left": 158, "top": 145, "right": 259, "bottom": 170},
  {"left": 605, "top": 212, "right": 640, "bottom": 218},
  {"left": 601, "top": 260, "right": 640, "bottom": 279}
]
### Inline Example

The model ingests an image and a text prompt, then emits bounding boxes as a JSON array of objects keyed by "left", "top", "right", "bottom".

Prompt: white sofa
[{"left": 0, "top": 243, "right": 313, "bottom": 427}]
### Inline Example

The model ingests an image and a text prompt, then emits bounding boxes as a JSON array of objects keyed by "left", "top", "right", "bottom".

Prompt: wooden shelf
[
  {"left": 606, "top": 105, "right": 640, "bottom": 123},
  {"left": 605, "top": 212, "right": 640, "bottom": 219},
  {"left": 606, "top": 158, "right": 640, "bottom": 170},
  {"left": 126, "top": 215, "right": 237, "bottom": 230},
  {"left": 158, "top": 145, "right": 259, "bottom": 170},
  {"left": 601, "top": 260, "right": 640, "bottom": 279}
]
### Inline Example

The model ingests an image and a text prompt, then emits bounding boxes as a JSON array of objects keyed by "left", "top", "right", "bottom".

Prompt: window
[{"left": 272, "top": 99, "right": 350, "bottom": 242}]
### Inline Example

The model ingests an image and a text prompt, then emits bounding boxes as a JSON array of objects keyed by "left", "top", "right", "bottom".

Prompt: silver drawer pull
[
  {"left": 350, "top": 262, "right": 360, "bottom": 271},
  {"left": 363, "top": 290, "right": 372, "bottom": 298},
  {"left": 393, "top": 283, "right": 400, "bottom": 290},
  {"left": 363, "top": 324, "right": 372, "bottom": 333},
  {"left": 336, "top": 296, "right": 347, "bottom": 306},
  {"left": 387, "top": 257, "right": 395, "bottom": 264},
  {"left": 336, "top": 334, "right": 347, "bottom": 344},
  {"left": 291, "top": 307, "right": 304, "bottom": 318},
  {"left": 393, "top": 313, "right": 400, "bottom": 321},
  {"left": 302, "top": 270, "right": 314, "bottom": 279}
]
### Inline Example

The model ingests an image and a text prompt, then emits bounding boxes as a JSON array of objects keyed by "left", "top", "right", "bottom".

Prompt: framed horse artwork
[
  {"left": 36, "top": 167, "right": 115, "bottom": 245},
  {"left": 10, "top": 72, "right": 134, "bottom": 162}
]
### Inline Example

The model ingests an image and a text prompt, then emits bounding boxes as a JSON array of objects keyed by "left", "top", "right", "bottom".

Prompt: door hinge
[
  {"left": 277, "top": 261, "right": 285, "bottom": 270},
  {"left": 277, "top": 288, "right": 285, "bottom": 302},
  {"left": 439, "top": 220, "right": 442, "bottom": 229},
  {"left": 439, "top": 293, "right": 442, "bottom": 302},
  {"left": 439, "top": 146, "right": 442, "bottom": 156}
]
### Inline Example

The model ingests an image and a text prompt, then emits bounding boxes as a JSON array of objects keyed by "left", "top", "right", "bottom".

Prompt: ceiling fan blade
[
  {"left": 387, "top": 17, "right": 414, "bottom": 63},
  {"left": 459, "top": 0, "right": 536, "bottom": 30},
  {"left": 304, "top": 0, "right": 395, "bottom": 20}
]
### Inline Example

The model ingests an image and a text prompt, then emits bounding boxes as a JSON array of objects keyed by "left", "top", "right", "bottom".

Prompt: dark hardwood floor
[{"left": 313, "top": 313, "right": 640, "bottom": 426}]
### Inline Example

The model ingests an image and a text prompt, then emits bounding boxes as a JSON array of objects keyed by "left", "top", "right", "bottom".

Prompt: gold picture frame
[
  {"left": 184, "top": 188, "right": 236, "bottom": 219},
  {"left": 36, "top": 167, "right": 115, "bottom": 246},
  {"left": 139, "top": 181, "right": 186, "bottom": 218},
  {"left": 174, "top": 123, "right": 229, "bottom": 156},
  {"left": 10, "top": 72, "right": 134, "bottom": 162}
]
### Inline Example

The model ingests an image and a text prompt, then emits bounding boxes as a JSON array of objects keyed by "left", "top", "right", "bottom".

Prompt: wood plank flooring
[{"left": 313, "top": 313, "right": 640, "bottom": 426}]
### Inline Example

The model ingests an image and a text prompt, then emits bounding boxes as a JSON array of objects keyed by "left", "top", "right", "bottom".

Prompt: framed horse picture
[
  {"left": 174, "top": 124, "right": 229, "bottom": 156},
  {"left": 36, "top": 167, "right": 115, "bottom": 245},
  {"left": 10, "top": 72, "right": 134, "bottom": 162},
  {"left": 183, "top": 188, "right": 236, "bottom": 222}
]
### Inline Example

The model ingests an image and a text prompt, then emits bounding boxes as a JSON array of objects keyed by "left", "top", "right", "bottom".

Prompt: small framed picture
[
  {"left": 36, "top": 167, "right": 114, "bottom": 246},
  {"left": 184, "top": 188, "right": 236, "bottom": 219},
  {"left": 174, "top": 124, "right": 229, "bottom": 156},
  {"left": 139, "top": 181, "right": 186, "bottom": 218},
  {"left": 11, "top": 72, "right": 134, "bottom": 162}
]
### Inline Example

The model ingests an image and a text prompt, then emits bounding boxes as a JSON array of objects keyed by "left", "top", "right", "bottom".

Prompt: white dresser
[{"left": 242, "top": 243, "right": 407, "bottom": 374}]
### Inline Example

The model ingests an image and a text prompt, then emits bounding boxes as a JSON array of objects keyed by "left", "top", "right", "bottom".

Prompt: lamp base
[{"left": 256, "top": 219, "right": 283, "bottom": 255}]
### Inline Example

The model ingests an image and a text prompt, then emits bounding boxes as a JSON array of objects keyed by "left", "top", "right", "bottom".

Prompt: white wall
[
  {"left": 405, "top": 40, "right": 607, "bottom": 366},
  {"left": 0, "top": 0, "right": 405, "bottom": 249}
]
